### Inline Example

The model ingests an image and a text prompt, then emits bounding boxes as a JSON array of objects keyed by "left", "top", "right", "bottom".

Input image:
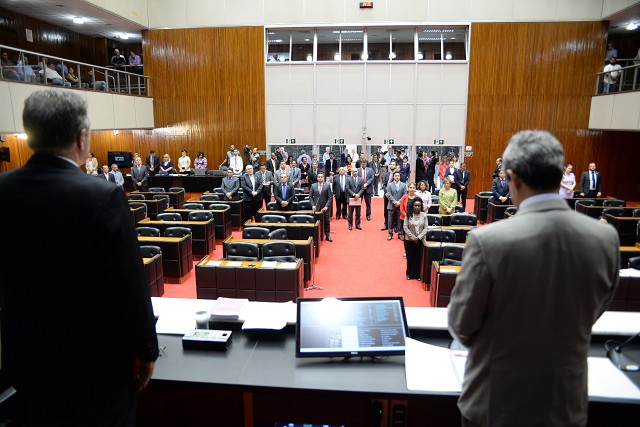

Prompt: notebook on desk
[{"left": 193, "top": 169, "right": 206, "bottom": 176}]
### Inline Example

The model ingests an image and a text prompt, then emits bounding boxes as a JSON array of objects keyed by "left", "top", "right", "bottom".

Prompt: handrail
[
  {"left": 595, "top": 62, "right": 640, "bottom": 95},
  {"left": 0, "top": 43, "right": 149, "bottom": 97}
]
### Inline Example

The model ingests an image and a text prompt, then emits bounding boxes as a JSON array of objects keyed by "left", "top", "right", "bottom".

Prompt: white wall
[{"left": 589, "top": 92, "right": 640, "bottom": 130}]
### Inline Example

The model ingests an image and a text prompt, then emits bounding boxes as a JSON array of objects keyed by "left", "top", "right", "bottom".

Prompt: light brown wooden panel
[{"left": 465, "top": 22, "right": 638, "bottom": 201}]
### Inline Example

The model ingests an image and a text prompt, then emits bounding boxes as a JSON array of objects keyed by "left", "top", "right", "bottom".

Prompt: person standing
[
  {"left": 111, "top": 163, "right": 125, "bottom": 189},
  {"left": 0, "top": 90, "right": 158, "bottom": 425},
  {"left": 579, "top": 162, "right": 602, "bottom": 198},
  {"left": 453, "top": 162, "right": 471, "bottom": 211},
  {"left": 403, "top": 198, "right": 428, "bottom": 281},
  {"left": 146, "top": 149, "right": 160, "bottom": 175},
  {"left": 325, "top": 152, "right": 338, "bottom": 183},
  {"left": 370, "top": 154, "right": 381, "bottom": 196},
  {"left": 219, "top": 144, "right": 236, "bottom": 168},
  {"left": 309, "top": 172, "right": 333, "bottom": 242},
  {"left": 603, "top": 57, "right": 622, "bottom": 93},
  {"left": 307, "top": 160, "right": 320, "bottom": 186},
  {"left": 415, "top": 151, "right": 427, "bottom": 183},
  {"left": 273, "top": 173, "right": 295, "bottom": 210},
  {"left": 131, "top": 155, "right": 149, "bottom": 191},
  {"left": 128, "top": 51, "right": 142, "bottom": 74},
  {"left": 110, "top": 48, "right": 126, "bottom": 68},
  {"left": 438, "top": 177, "right": 458, "bottom": 215},
  {"left": 85, "top": 152, "right": 98, "bottom": 176},
  {"left": 492, "top": 157, "right": 502, "bottom": 179},
  {"left": 99, "top": 165, "right": 115, "bottom": 183},
  {"left": 288, "top": 160, "right": 301, "bottom": 188},
  {"left": 346, "top": 168, "right": 364, "bottom": 230},
  {"left": 559, "top": 164, "right": 576, "bottom": 199},
  {"left": 490, "top": 170, "right": 510, "bottom": 205},
  {"left": 241, "top": 165, "right": 263, "bottom": 222},
  {"left": 358, "top": 159, "right": 374, "bottom": 220},
  {"left": 266, "top": 152, "right": 279, "bottom": 175},
  {"left": 332, "top": 167, "right": 349, "bottom": 220},
  {"left": 386, "top": 171, "right": 407, "bottom": 240},
  {"left": 256, "top": 163, "right": 274, "bottom": 208},
  {"left": 448, "top": 130, "right": 619, "bottom": 427},
  {"left": 221, "top": 168, "right": 241, "bottom": 200},
  {"left": 194, "top": 151, "right": 208, "bottom": 170},
  {"left": 177, "top": 149, "right": 191, "bottom": 173},
  {"left": 426, "top": 151, "right": 438, "bottom": 193},
  {"left": 229, "top": 149, "right": 243, "bottom": 174},
  {"left": 381, "top": 160, "right": 397, "bottom": 231}
]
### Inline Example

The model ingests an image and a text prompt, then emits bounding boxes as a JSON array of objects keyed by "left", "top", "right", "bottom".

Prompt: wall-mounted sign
[
  {"left": 465, "top": 145, "right": 472, "bottom": 151},
  {"left": 359, "top": 2, "right": 374, "bottom": 8},
  {"left": 334, "top": 138, "right": 345, "bottom": 144},
  {"left": 464, "top": 152, "right": 473, "bottom": 157},
  {"left": 259, "top": 150, "right": 267, "bottom": 156},
  {"left": 384, "top": 139, "right": 395, "bottom": 145},
  {"left": 433, "top": 139, "right": 444, "bottom": 145},
  {"left": 285, "top": 138, "right": 296, "bottom": 144}
]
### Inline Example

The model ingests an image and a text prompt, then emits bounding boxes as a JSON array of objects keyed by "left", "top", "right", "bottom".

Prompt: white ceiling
[
  {"left": 605, "top": 2, "right": 640, "bottom": 33},
  {"left": 0, "top": 0, "right": 145, "bottom": 40}
]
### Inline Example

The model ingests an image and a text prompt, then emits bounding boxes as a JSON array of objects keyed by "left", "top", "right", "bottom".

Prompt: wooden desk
[
  {"left": 222, "top": 236, "right": 315, "bottom": 285},
  {"left": 138, "top": 235, "right": 193, "bottom": 283},
  {"left": 195, "top": 256, "right": 304, "bottom": 302},
  {"left": 125, "top": 174, "right": 224, "bottom": 193},
  {"left": 143, "top": 255, "right": 164, "bottom": 297},
  {"left": 610, "top": 274, "right": 640, "bottom": 312},
  {"left": 620, "top": 244, "right": 640, "bottom": 268},
  {"left": 195, "top": 196, "right": 244, "bottom": 228},
  {"left": 255, "top": 209, "right": 325, "bottom": 241},
  {"left": 132, "top": 198, "right": 166, "bottom": 219},
  {"left": 132, "top": 189, "right": 186, "bottom": 208},
  {"left": 474, "top": 193, "right": 492, "bottom": 223},
  {"left": 138, "top": 217, "right": 215, "bottom": 256},
  {"left": 244, "top": 220, "right": 321, "bottom": 258},
  {"left": 131, "top": 205, "right": 146, "bottom": 228},
  {"left": 486, "top": 201, "right": 514, "bottom": 223},
  {"left": 606, "top": 215, "right": 640, "bottom": 246},
  {"left": 421, "top": 242, "right": 466, "bottom": 289},
  {"left": 430, "top": 261, "right": 461, "bottom": 307},
  {"left": 166, "top": 207, "right": 232, "bottom": 241}
]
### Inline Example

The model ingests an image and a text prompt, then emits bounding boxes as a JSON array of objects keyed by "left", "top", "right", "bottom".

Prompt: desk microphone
[{"left": 606, "top": 331, "right": 640, "bottom": 371}]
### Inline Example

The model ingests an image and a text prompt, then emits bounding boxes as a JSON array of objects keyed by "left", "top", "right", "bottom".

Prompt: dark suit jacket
[
  {"left": 0, "top": 154, "right": 158, "bottom": 399},
  {"left": 325, "top": 158, "right": 338, "bottom": 176},
  {"left": 357, "top": 167, "right": 374, "bottom": 194},
  {"left": 491, "top": 177, "right": 510, "bottom": 201},
  {"left": 131, "top": 164, "right": 149, "bottom": 187},
  {"left": 221, "top": 175, "right": 240, "bottom": 198},
  {"left": 333, "top": 174, "right": 349, "bottom": 199},
  {"left": 453, "top": 169, "right": 470, "bottom": 191},
  {"left": 415, "top": 157, "right": 427, "bottom": 180},
  {"left": 579, "top": 170, "right": 602, "bottom": 195},
  {"left": 240, "top": 173, "right": 263, "bottom": 201},
  {"left": 399, "top": 162, "right": 411, "bottom": 182},
  {"left": 99, "top": 171, "right": 116, "bottom": 183},
  {"left": 346, "top": 176, "right": 364, "bottom": 198},
  {"left": 145, "top": 154, "right": 160, "bottom": 172},
  {"left": 492, "top": 164, "right": 502, "bottom": 179},
  {"left": 273, "top": 182, "right": 295, "bottom": 208},
  {"left": 427, "top": 156, "right": 438, "bottom": 175},
  {"left": 308, "top": 168, "right": 320, "bottom": 185},
  {"left": 266, "top": 158, "right": 279, "bottom": 174},
  {"left": 309, "top": 182, "right": 333, "bottom": 211},
  {"left": 340, "top": 153, "right": 349, "bottom": 167}
]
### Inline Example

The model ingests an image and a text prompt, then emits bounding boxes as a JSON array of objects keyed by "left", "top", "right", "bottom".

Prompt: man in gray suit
[
  {"left": 309, "top": 172, "right": 333, "bottom": 242},
  {"left": 385, "top": 170, "right": 407, "bottom": 240},
  {"left": 256, "top": 163, "right": 274, "bottom": 208},
  {"left": 288, "top": 160, "right": 301, "bottom": 188},
  {"left": 358, "top": 159, "right": 375, "bottom": 221},
  {"left": 448, "top": 130, "right": 619, "bottom": 427},
  {"left": 130, "top": 156, "right": 149, "bottom": 191},
  {"left": 346, "top": 168, "right": 364, "bottom": 231},
  {"left": 240, "top": 165, "right": 263, "bottom": 222},
  {"left": 220, "top": 167, "right": 240, "bottom": 201}
]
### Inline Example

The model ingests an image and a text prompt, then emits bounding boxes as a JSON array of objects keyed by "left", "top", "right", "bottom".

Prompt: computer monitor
[
  {"left": 107, "top": 151, "right": 132, "bottom": 168},
  {"left": 296, "top": 297, "right": 410, "bottom": 358}
]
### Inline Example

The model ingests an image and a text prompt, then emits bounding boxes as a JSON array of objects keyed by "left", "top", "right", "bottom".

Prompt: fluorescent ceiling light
[
  {"left": 72, "top": 17, "right": 84, "bottom": 24},
  {"left": 119, "top": 33, "right": 129, "bottom": 40},
  {"left": 626, "top": 22, "right": 638, "bottom": 30}
]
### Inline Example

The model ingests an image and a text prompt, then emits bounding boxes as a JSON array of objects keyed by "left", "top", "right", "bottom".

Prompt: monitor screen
[
  {"left": 296, "top": 297, "right": 410, "bottom": 358},
  {"left": 108, "top": 151, "right": 132, "bottom": 168}
]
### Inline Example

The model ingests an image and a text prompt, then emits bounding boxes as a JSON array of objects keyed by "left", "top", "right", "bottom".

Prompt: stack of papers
[
  {"left": 209, "top": 297, "right": 248, "bottom": 319},
  {"left": 277, "top": 262, "right": 297, "bottom": 269}
]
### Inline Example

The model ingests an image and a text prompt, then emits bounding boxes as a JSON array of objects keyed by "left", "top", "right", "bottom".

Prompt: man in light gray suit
[
  {"left": 448, "top": 130, "right": 619, "bottom": 427},
  {"left": 220, "top": 167, "right": 240, "bottom": 200},
  {"left": 385, "top": 170, "right": 407, "bottom": 240},
  {"left": 345, "top": 168, "right": 364, "bottom": 231},
  {"left": 130, "top": 156, "right": 148, "bottom": 191},
  {"left": 256, "top": 163, "right": 274, "bottom": 209},
  {"left": 309, "top": 172, "right": 333, "bottom": 242},
  {"left": 288, "top": 160, "right": 301, "bottom": 188}
]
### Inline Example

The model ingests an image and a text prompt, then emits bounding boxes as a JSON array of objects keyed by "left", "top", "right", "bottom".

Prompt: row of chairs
[
  {"left": 427, "top": 213, "right": 478, "bottom": 226},
  {"left": 243, "top": 227, "right": 288, "bottom": 240},
  {"left": 225, "top": 241, "right": 297, "bottom": 262},
  {"left": 137, "top": 226, "right": 192, "bottom": 238},
  {"left": 576, "top": 199, "right": 626, "bottom": 208},
  {"left": 260, "top": 214, "right": 314, "bottom": 224}
]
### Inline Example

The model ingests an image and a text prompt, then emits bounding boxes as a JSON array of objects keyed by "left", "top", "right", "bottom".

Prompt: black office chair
[
  {"left": 450, "top": 213, "right": 478, "bottom": 226},
  {"left": 164, "top": 227, "right": 192, "bottom": 238},
  {"left": 148, "top": 187, "right": 165, "bottom": 193},
  {"left": 426, "top": 214, "right": 443, "bottom": 226},
  {"left": 634, "top": 208, "right": 640, "bottom": 217},
  {"left": 294, "top": 188, "right": 305, "bottom": 195},
  {"left": 289, "top": 214, "right": 314, "bottom": 223},
  {"left": 266, "top": 202, "right": 279, "bottom": 211},
  {"left": 225, "top": 242, "right": 259, "bottom": 261},
  {"left": 128, "top": 193, "right": 145, "bottom": 200},
  {"left": 297, "top": 200, "right": 313, "bottom": 210},
  {"left": 157, "top": 212, "right": 182, "bottom": 221},
  {"left": 268, "top": 228, "right": 288, "bottom": 240},
  {"left": 504, "top": 206, "right": 518, "bottom": 217},
  {"left": 629, "top": 256, "right": 640, "bottom": 270},
  {"left": 602, "top": 208, "right": 625, "bottom": 217},
  {"left": 454, "top": 205, "right": 464, "bottom": 213},
  {"left": 262, "top": 241, "right": 297, "bottom": 263},
  {"left": 183, "top": 203, "right": 205, "bottom": 210},
  {"left": 576, "top": 199, "right": 595, "bottom": 207},
  {"left": 153, "top": 194, "right": 170, "bottom": 209},
  {"left": 441, "top": 258, "right": 462, "bottom": 266},
  {"left": 442, "top": 245, "right": 464, "bottom": 262},
  {"left": 425, "top": 229, "right": 456, "bottom": 243},
  {"left": 602, "top": 199, "right": 625, "bottom": 207},
  {"left": 209, "top": 203, "right": 230, "bottom": 211},
  {"left": 242, "top": 227, "right": 270, "bottom": 239},
  {"left": 169, "top": 187, "right": 185, "bottom": 193},
  {"left": 139, "top": 245, "right": 162, "bottom": 258},
  {"left": 261, "top": 214, "right": 287, "bottom": 223},
  {"left": 136, "top": 227, "right": 161, "bottom": 237},
  {"left": 200, "top": 194, "right": 221, "bottom": 201},
  {"left": 128, "top": 202, "right": 147, "bottom": 217},
  {"left": 212, "top": 187, "right": 224, "bottom": 194},
  {"left": 188, "top": 211, "right": 213, "bottom": 221},
  {"left": 478, "top": 191, "right": 493, "bottom": 197}
]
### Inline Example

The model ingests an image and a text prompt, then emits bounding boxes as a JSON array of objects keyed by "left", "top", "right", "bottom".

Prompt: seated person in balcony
[
  {"left": 55, "top": 62, "right": 68, "bottom": 78},
  {"left": 158, "top": 154, "right": 174, "bottom": 175},
  {"left": 41, "top": 63, "right": 71, "bottom": 87},
  {"left": 86, "top": 70, "right": 108, "bottom": 91},
  {"left": 65, "top": 67, "right": 84, "bottom": 88},
  {"left": 110, "top": 49, "right": 126, "bottom": 68},
  {"left": 17, "top": 56, "right": 37, "bottom": 82},
  {"left": 1, "top": 51, "right": 20, "bottom": 80},
  {"left": 128, "top": 51, "right": 143, "bottom": 74}
]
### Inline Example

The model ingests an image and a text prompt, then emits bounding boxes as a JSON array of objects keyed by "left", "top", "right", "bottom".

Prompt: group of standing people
[{"left": 85, "top": 152, "right": 124, "bottom": 189}]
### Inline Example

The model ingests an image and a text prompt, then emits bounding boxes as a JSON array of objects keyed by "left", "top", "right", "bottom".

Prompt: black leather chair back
[
  {"left": 504, "top": 207, "right": 518, "bottom": 216},
  {"left": 294, "top": 188, "right": 305, "bottom": 195},
  {"left": 441, "top": 258, "right": 462, "bottom": 266},
  {"left": 242, "top": 227, "right": 270, "bottom": 239},
  {"left": 226, "top": 242, "right": 259, "bottom": 261},
  {"left": 576, "top": 199, "right": 595, "bottom": 207},
  {"left": 128, "top": 202, "right": 147, "bottom": 217},
  {"left": 183, "top": 203, "right": 205, "bottom": 210},
  {"left": 212, "top": 187, "right": 224, "bottom": 194},
  {"left": 266, "top": 202, "right": 279, "bottom": 211},
  {"left": 426, "top": 229, "right": 456, "bottom": 243},
  {"left": 450, "top": 213, "right": 478, "bottom": 226},
  {"left": 200, "top": 194, "right": 221, "bottom": 201},
  {"left": 128, "top": 193, "right": 145, "bottom": 200},
  {"left": 152, "top": 194, "right": 170, "bottom": 209},
  {"left": 148, "top": 187, "right": 165, "bottom": 192},
  {"left": 634, "top": 208, "right": 640, "bottom": 217},
  {"left": 139, "top": 245, "right": 162, "bottom": 258},
  {"left": 442, "top": 245, "right": 464, "bottom": 261},
  {"left": 164, "top": 227, "right": 192, "bottom": 238},
  {"left": 188, "top": 211, "right": 213, "bottom": 221},
  {"left": 431, "top": 195, "right": 439, "bottom": 205},
  {"left": 157, "top": 212, "right": 182, "bottom": 221},
  {"left": 426, "top": 214, "right": 443, "bottom": 226},
  {"left": 289, "top": 214, "right": 314, "bottom": 224},
  {"left": 261, "top": 214, "right": 287, "bottom": 223},
  {"left": 169, "top": 187, "right": 185, "bottom": 193},
  {"left": 478, "top": 191, "right": 493, "bottom": 197},
  {"left": 297, "top": 200, "right": 313, "bottom": 210},
  {"left": 602, "top": 199, "right": 625, "bottom": 207},
  {"left": 136, "top": 227, "right": 161, "bottom": 237},
  {"left": 602, "top": 208, "right": 625, "bottom": 217},
  {"left": 268, "top": 228, "right": 288, "bottom": 240},
  {"left": 629, "top": 256, "right": 640, "bottom": 270},
  {"left": 209, "top": 203, "right": 230, "bottom": 211},
  {"left": 262, "top": 241, "right": 297, "bottom": 262},
  {"left": 455, "top": 205, "right": 464, "bottom": 213}
]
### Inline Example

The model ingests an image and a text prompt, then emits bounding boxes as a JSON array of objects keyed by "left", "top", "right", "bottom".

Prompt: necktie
[
  {"left": 590, "top": 171, "right": 595, "bottom": 190},
  {"left": 282, "top": 184, "right": 286, "bottom": 199},
  {"left": 341, "top": 176, "right": 345, "bottom": 191},
  {"left": 501, "top": 179, "right": 505, "bottom": 189},
  {"left": 388, "top": 173, "right": 393, "bottom": 184},
  {"left": 362, "top": 168, "right": 366, "bottom": 183},
  {"left": 319, "top": 184, "right": 322, "bottom": 196}
]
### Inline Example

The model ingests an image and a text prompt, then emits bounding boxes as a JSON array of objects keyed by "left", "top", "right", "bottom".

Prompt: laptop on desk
[{"left": 193, "top": 169, "right": 206, "bottom": 176}]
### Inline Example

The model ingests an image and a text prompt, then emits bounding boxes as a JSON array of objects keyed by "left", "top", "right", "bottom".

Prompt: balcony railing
[
  {"left": 595, "top": 59, "right": 640, "bottom": 95},
  {"left": 0, "top": 44, "right": 149, "bottom": 97}
]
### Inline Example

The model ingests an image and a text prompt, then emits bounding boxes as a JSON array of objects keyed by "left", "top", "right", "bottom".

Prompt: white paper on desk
[
  {"left": 620, "top": 268, "right": 640, "bottom": 278},
  {"left": 225, "top": 261, "right": 242, "bottom": 267},
  {"left": 241, "top": 301, "right": 293, "bottom": 330},
  {"left": 206, "top": 260, "right": 222, "bottom": 266},
  {"left": 153, "top": 299, "right": 214, "bottom": 335},
  {"left": 260, "top": 261, "right": 278, "bottom": 268},
  {"left": 588, "top": 357, "right": 640, "bottom": 400},
  {"left": 277, "top": 262, "right": 297, "bottom": 269},
  {"left": 405, "top": 338, "right": 462, "bottom": 392}
]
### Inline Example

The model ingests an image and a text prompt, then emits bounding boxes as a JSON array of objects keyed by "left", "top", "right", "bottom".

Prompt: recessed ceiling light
[
  {"left": 72, "top": 17, "right": 84, "bottom": 24},
  {"left": 626, "top": 22, "right": 638, "bottom": 30},
  {"left": 119, "top": 33, "right": 129, "bottom": 40}
]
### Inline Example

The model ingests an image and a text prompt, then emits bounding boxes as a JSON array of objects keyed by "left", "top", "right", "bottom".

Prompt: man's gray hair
[
  {"left": 23, "top": 90, "right": 90, "bottom": 153},
  {"left": 245, "top": 165, "right": 253, "bottom": 171},
  {"left": 502, "top": 130, "right": 564, "bottom": 191}
]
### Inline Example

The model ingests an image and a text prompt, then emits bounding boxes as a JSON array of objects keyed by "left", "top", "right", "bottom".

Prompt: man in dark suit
[
  {"left": 131, "top": 155, "right": 149, "bottom": 191},
  {"left": 273, "top": 172, "right": 295, "bottom": 210},
  {"left": 427, "top": 151, "right": 438, "bottom": 192},
  {"left": 579, "top": 162, "right": 602, "bottom": 198},
  {"left": 415, "top": 150, "right": 427, "bottom": 183},
  {"left": 370, "top": 154, "right": 381, "bottom": 196},
  {"left": 324, "top": 152, "right": 338, "bottom": 182},
  {"left": 241, "top": 165, "right": 263, "bottom": 222},
  {"left": 381, "top": 160, "right": 397, "bottom": 231},
  {"left": 492, "top": 157, "right": 502, "bottom": 178},
  {"left": 98, "top": 164, "right": 116, "bottom": 183},
  {"left": 333, "top": 167, "right": 349, "bottom": 220},
  {"left": 491, "top": 170, "right": 510, "bottom": 204},
  {"left": 266, "top": 152, "right": 279, "bottom": 175},
  {"left": 309, "top": 172, "right": 333, "bottom": 241},
  {"left": 346, "top": 168, "right": 364, "bottom": 230},
  {"left": 308, "top": 160, "right": 320, "bottom": 186},
  {"left": 145, "top": 149, "right": 160, "bottom": 175},
  {"left": 220, "top": 167, "right": 241, "bottom": 200},
  {"left": 340, "top": 147, "right": 349, "bottom": 167},
  {"left": 0, "top": 90, "right": 158, "bottom": 425},
  {"left": 453, "top": 162, "right": 471, "bottom": 211},
  {"left": 444, "top": 159, "right": 456, "bottom": 183},
  {"left": 358, "top": 159, "right": 374, "bottom": 221}
]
